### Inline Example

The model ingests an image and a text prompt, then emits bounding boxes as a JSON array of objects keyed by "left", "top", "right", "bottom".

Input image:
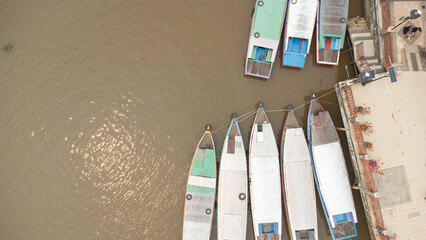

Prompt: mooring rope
[{"left": 211, "top": 89, "right": 336, "bottom": 135}]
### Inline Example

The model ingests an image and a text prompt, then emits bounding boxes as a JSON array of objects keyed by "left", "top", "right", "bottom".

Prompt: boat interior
[
  {"left": 198, "top": 132, "right": 214, "bottom": 150},
  {"left": 246, "top": 60, "right": 272, "bottom": 78},
  {"left": 309, "top": 99, "right": 324, "bottom": 117},
  {"left": 317, "top": 48, "right": 339, "bottom": 64},
  {"left": 311, "top": 111, "right": 340, "bottom": 146},
  {"left": 296, "top": 229, "right": 315, "bottom": 240},
  {"left": 227, "top": 122, "right": 238, "bottom": 154},
  {"left": 252, "top": 46, "right": 273, "bottom": 63},
  {"left": 254, "top": 110, "right": 268, "bottom": 143},
  {"left": 246, "top": 46, "right": 272, "bottom": 78},
  {"left": 254, "top": 108, "right": 268, "bottom": 125},
  {"left": 331, "top": 217, "right": 357, "bottom": 239},
  {"left": 258, "top": 223, "right": 279, "bottom": 240},
  {"left": 318, "top": 35, "right": 341, "bottom": 63},
  {"left": 284, "top": 111, "right": 299, "bottom": 130}
]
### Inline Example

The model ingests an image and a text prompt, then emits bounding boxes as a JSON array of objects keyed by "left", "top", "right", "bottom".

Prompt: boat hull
[
  {"left": 315, "top": 0, "right": 349, "bottom": 65},
  {"left": 249, "top": 108, "right": 282, "bottom": 239},
  {"left": 217, "top": 119, "right": 248, "bottom": 240},
  {"left": 307, "top": 98, "right": 357, "bottom": 240},
  {"left": 281, "top": 111, "right": 318, "bottom": 240},
  {"left": 182, "top": 130, "right": 216, "bottom": 240},
  {"left": 245, "top": 0, "right": 288, "bottom": 79}
]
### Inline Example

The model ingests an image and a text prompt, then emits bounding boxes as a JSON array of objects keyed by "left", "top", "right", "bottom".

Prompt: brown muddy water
[{"left": 0, "top": 0, "right": 370, "bottom": 239}]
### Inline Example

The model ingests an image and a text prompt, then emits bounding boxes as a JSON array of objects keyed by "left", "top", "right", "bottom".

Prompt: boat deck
[
  {"left": 311, "top": 111, "right": 339, "bottom": 146},
  {"left": 246, "top": 60, "right": 272, "bottom": 78},
  {"left": 198, "top": 132, "right": 214, "bottom": 150},
  {"left": 285, "top": 0, "right": 317, "bottom": 41},
  {"left": 331, "top": 221, "right": 356, "bottom": 239},
  {"left": 317, "top": 48, "right": 339, "bottom": 64}
]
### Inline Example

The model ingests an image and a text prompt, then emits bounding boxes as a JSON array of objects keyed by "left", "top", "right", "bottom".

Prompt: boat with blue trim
[
  {"left": 245, "top": 0, "right": 288, "bottom": 79},
  {"left": 249, "top": 102, "right": 282, "bottom": 240},
  {"left": 182, "top": 125, "right": 216, "bottom": 240},
  {"left": 307, "top": 93, "right": 358, "bottom": 240},
  {"left": 217, "top": 113, "right": 248, "bottom": 240},
  {"left": 281, "top": 104, "right": 318, "bottom": 240},
  {"left": 282, "top": 0, "right": 318, "bottom": 68},
  {"left": 316, "top": 0, "right": 349, "bottom": 65}
]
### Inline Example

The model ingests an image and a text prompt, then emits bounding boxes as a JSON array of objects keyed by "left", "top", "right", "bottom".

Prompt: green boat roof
[{"left": 251, "top": 0, "right": 287, "bottom": 41}]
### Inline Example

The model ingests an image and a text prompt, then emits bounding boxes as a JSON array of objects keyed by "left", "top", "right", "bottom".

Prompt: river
[{"left": 0, "top": 0, "right": 370, "bottom": 239}]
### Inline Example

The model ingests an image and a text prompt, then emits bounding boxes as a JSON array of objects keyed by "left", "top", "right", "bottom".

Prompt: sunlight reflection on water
[{"left": 67, "top": 94, "right": 182, "bottom": 239}]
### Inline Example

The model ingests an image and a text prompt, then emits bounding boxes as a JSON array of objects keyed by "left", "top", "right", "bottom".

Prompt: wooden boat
[
  {"left": 249, "top": 102, "right": 282, "bottom": 239},
  {"left": 316, "top": 0, "right": 349, "bottom": 65},
  {"left": 282, "top": 0, "right": 318, "bottom": 68},
  {"left": 281, "top": 104, "right": 318, "bottom": 240},
  {"left": 182, "top": 125, "right": 217, "bottom": 240},
  {"left": 245, "top": 0, "right": 288, "bottom": 79},
  {"left": 307, "top": 93, "right": 358, "bottom": 240},
  {"left": 217, "top": 113, "right": 248, "bottom": 240}
]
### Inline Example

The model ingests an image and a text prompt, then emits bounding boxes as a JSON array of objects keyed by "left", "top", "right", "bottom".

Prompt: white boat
[
  {"left": 182, "top": 125, "right": 216, "bottom": 240},
  {"left": 217, "top": 113, "right": 248, "bottom": 240},
  {"left": 281, "top": 104, "right": 318, "bottom": 240},
  {"left": 249, "top": 102, "right": 282, "bottom": 240},
  {"left": 282, "top": 0, "right": 318, "bottom": 68},
  {"left": 307, "top": 93, "right": 358, "bottom": 240}
]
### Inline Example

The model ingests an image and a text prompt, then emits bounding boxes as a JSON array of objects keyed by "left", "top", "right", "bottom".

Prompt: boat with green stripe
[
  {"left": 245, "top": 0, "right": 288, "bottom": 79},
  {"left": 182, "top": 125, "right": 217, "bottom": 240}
]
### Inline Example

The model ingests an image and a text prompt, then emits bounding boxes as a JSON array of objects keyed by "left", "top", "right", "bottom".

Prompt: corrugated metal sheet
[{"left": 319, "top": 0, "right": 349, "bottom": 36}]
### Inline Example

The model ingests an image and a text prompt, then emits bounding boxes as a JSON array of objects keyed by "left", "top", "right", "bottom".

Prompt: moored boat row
[
  {"left": 245, "top": 0, "right": 349, "bottom": 78},
  {"left": 183, "top": 96, "right": 357, "bottom": 240}
]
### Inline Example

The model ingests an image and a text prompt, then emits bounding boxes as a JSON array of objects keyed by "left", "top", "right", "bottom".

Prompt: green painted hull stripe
[
  {"left": 188, "top": 184, "right": 215, "bottom": 195},
  {"left": 189, "top": 148, "right": 216, "bottom": 178}
]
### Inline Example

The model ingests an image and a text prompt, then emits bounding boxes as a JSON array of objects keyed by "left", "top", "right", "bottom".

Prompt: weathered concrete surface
[
  {"left": 374, "top": 166, "right": 411, "bottom": 208},
  {"left": 348, "top": 71, "right": 426, "bottom": 239}
]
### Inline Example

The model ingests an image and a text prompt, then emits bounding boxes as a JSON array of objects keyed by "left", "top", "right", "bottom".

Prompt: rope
[
  {"left": 238, "top": 109, "right": 257, "bottom": 119},
  {"left": 211, "top": 110, "right": 257, "bottom": 134},
  {"left": 211, "top": 121, "right": 232, "bottom": 135},
  {"left": 211, "top": 89, "right": 337, "bottom": 135},
  {"left": 237, "top": 111, "right": 257, "bottom": 124},
  {"left": 265, "top": 109, "right": 288, "bottom": 113}
]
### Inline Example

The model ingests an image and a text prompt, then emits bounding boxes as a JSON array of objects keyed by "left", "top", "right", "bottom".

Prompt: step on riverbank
[{"left": 347, "top": 17, "right": 383, "bottom": 74}]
